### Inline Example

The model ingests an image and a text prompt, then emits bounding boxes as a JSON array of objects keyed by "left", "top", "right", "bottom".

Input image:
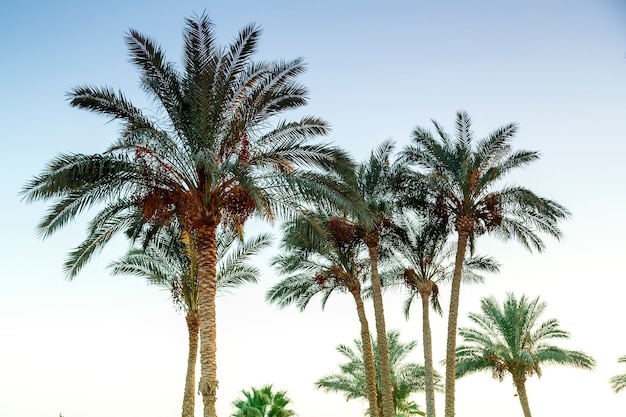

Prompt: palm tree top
[
  {"left": 401, "top": 110, "right": 570, "bottom": 253},
  {"left": 456, "top": 292, "right": 595, "bottom": 381},
  {"left": 21, "top": 13, "right": 358, "bottom": 278}
]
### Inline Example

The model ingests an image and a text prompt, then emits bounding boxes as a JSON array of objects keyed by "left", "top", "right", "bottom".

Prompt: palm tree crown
[
  {"left": 316, "top": 330, "right": 440, "bottom": 417},
  {"left": 456, "top": 293, "right": 595, "bottom": 417},
  {"left": 231, "top": 385, "right": 295, "bottom": 417}
]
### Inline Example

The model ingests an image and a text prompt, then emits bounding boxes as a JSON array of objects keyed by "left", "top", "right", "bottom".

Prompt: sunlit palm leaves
[
  {"left": 400, "top": 110, "right": 570, "bottom": 417},
  {"left": 456, "top": 293, "right": 595, "bottom": 417},
  {"left": 316, "top": 330, "right": 440, "bottom": 417}
]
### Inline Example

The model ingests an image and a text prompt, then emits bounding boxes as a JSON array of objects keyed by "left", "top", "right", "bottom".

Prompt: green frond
[
  {"left": 317, "top": 330, "right": 435, "bottom": 416},
  {"left": 456, "top": 293, "right": 595, "bottom": 386},
  {"left": 610, "top": 356, "right": 626, "bottom": 393}
]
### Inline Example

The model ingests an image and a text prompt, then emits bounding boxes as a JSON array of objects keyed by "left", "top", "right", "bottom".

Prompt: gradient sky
[{"left": 2, "top": 1, "right": 625, "bottom": 416}]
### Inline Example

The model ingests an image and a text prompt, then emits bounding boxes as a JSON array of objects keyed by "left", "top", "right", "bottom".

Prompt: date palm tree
[
  {"left": 267, "top": 211, "right": 379, "bottom": 417},
  {"left": 21, "top": 14, "right": 355, "bottom": 417},
  {"left": 609, "top": 355, "right": 626, "bottom": 393},
  {"left": 231, "top": 385, "right": 295, "bottom": 417},
  {"left": 316, "top": 330, "right": 440, "bottom": 417},
  {"left": 387, "top": 215, "right": 499, "bottom": 417},
  {"left": 353, "top": 140, "right": 409, "bottom": 417},
  {"left": 455, "top": 293, "right": 595, "bottom": 417},
  {"left": 109, "top": 222, "right": 272, "bottom": 417},
  {"left": 401, "top": 111, "right": 570, "bottom": 417}
]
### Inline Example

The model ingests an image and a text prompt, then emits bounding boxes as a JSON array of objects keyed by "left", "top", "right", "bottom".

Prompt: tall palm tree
[
  {"left": 609, "top": 355, "right": 626, "bottom": 393},
  {"left": 109, "top": 222, "right": 272, "bottom": 417},
  {"left": 231, "top": 385, "right": 295, "bottom": 417},
  {"left": 267, "top": 211, "right": 379, "bottom": 417},
  {"left": 387, "top": 215, "right": 499, "bottom": 417},
  {"left": 400, "top": 111, "right": 570, "bottom": 417},
  {"left": 22, "top": 14, "right": 356, "bottom": 417},
  {"left": 455, "top": 293, "right": 595, "bottom": 417},
  {"left": 316, "top": 330, "right": 440, "bottom": 417},
  {"left": 353, "top": 140, "right": 409, "bottom": 417}
]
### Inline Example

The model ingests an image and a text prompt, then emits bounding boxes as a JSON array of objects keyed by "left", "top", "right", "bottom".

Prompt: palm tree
[
  {"left": 353, "top": 140, "right": 409, "bottom": 417},
  {"left": 316, "top": 330, "right": 439, "bottom": 417},
  {"left": 22, "top": 14, "right": 355, "bottom": 417},
  {"left": 109, "top": 222, "right": 272, "bottom": 417},
  {"left": 609, "top": 355, "right": 626, "bottom": 393},
  {"left": 455, "top": 293, "right": 595, "bottom": 417},
  {"left": 400, "top": 111, "right": 570, "bottom": 417},
  {"left": 267, "top": 211, "right": 379, "bottom": 417},
  {"left": 231, "top": 385, "right": 295, "bottom": 417},
  {"left": 388, "top": 215, "right": 499, "bottom": 417}
]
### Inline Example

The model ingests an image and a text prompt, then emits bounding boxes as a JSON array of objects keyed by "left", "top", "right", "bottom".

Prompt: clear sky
[{"left": 1, "top": 1, "right": 625, "bottom": 416}]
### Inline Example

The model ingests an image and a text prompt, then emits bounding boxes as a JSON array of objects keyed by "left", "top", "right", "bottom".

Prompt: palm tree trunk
[
  {"left": 420, "top": 291, "right": 436, "bottom": 417},
  {"left": 182, "top": 310, "right": 200, "bottom": 417},
  {"left": 350, "top": 287, "right": 379, "bottom": 417},
  {"left": 443, "top": 230, "right": 470, "bottom": 417},
  {"left": 367, "top": 243, "right": 395, "bottom": 417},
  {"left": 196, "top": 223, "right": 219, "bottom": 417},
  {"left": 512, "top": 376, "right": 533, "bottom": 417}
]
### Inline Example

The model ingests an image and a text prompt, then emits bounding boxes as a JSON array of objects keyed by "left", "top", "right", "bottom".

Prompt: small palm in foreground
[
  {"left": 231, "top": 385, "right": 295, "bottom": 417},
  {"left": 610, "top": 355, "right": 626, "bottom": 393},
  {"left": 316, "top": 330, "right": 440, "bottom": 417},
  {"left": 455, "top": 293, "right": 595, "bottom": 417}
]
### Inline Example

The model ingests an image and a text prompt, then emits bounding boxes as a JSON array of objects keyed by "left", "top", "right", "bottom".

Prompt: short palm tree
[
  {"left": 267, "top": 211, "right": 379, "bottom": 417},
  {"left": 401, "top": 111, "right": 570, "bottom": 417},
  {"left": 455, "top": 293, "right": 595, "bottom": 417},
  {"left": 231, "top": 385, "right": 295, "bottom": 417},
  {"left": 22, "top": 14, "right": 355, "bottom": 417},
  {"left": 609, "top": 355, "right": 626, "bottom": 393},
  {"left": 316, "top": 330, "right": 440, "bottom": 417},
  {"left": 388, "top": 215, "right": 499, "bottom": 417},
  {"left": 109, "top": 222, "right": 272, "bottom": 417}
]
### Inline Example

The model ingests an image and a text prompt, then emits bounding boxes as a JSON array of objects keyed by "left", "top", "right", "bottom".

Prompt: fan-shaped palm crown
[{"left": 231, "top": 385, "right": 295, "bottom": 417}]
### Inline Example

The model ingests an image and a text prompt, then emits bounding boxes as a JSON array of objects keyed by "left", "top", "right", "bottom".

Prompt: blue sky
[{"left": 1, "top": 1, "right": 625, "bottom": 416}]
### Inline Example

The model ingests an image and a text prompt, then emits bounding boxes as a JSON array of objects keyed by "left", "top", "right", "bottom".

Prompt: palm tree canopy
[
  {"left": 456, "top": 293, "right": 595, "bottom": 382},
  {"left": 609, "top": 355, "right": 626, "bottom": 393},
  {"left": 109, "top": 221, "right": 273, "bottom": 312},
  {"left": 231, "top": 385, "right": 295, "bottom": 417},
  {"left": 21, "top": 13, "right": 357, "bottom": 278},
  {"left": 267, "top": 210, "right": 371, "bottom": 311},
  {"left": 400, "top": 110, "right": 570, "bottom": 254},
  {"left": 382, "top": 214, "right": 500, "bottom": 318},
  {"left": 316, "top": 330, "right": 441, "bottom": 416}
]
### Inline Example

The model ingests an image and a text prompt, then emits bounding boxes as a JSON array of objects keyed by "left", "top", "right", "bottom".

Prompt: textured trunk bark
[
  {"left": 351, "top": 287, "right": 379, "bottom": 417},
  {"left": 513, "top": 376, "right": 533, "bottom": 417},
  {"left": 196, "top": 224, "right": 219, "bottom": 417},
  {"left": 367, "top": 243, "right": 395, "bottom": 417},
  {"left": 420, "top": 290, "right": 436, "bottom": 417},
  {"left": 182, "top": 311, "right": 199, "bottom": 417},
  {"left": 443, "top": 231, "right": 470, "bottom": 417}
]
